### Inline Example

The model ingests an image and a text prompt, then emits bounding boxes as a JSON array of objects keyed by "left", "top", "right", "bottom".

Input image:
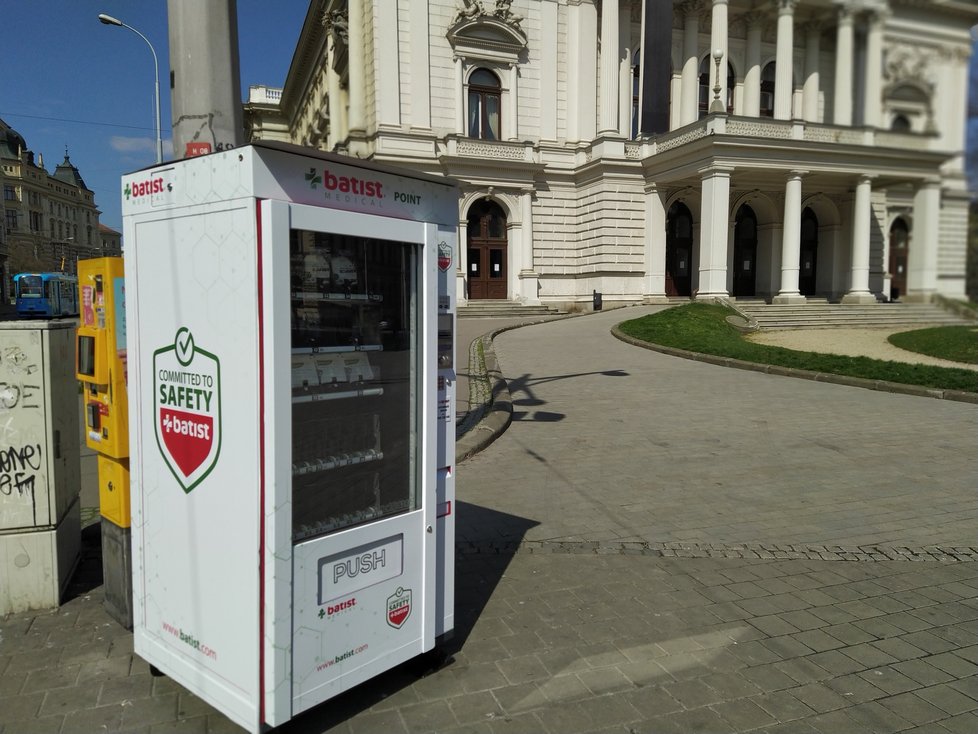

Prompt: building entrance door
[
  {"left": 889, "top": 218, "right": 909, "bottom": 301},
  {"left": 799, "top": 208, "right": 818, "bottom": 296},
  {"left": 666, "top": 202, "right": 694, "bottom": 297},
  {"left": 733, "top": 206, "right": 757, "bottom": 298},
  {"left": 466, "top": 200, "right": 508, "bottom": 300}
]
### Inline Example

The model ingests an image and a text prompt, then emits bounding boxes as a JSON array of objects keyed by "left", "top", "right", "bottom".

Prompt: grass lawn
[
  {"left": 617, "top": 303, "right": 978, "bottom": 394},
  {"left": 888, "top": 325, "right": 978, "bottom": 365}
]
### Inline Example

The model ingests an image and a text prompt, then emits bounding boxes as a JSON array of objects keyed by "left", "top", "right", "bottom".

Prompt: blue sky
[
  {"left": 2, "top": 0, "right": 307, "bottom": 232},
  {"left": 3, "top": 3, "right": 977, "bottom": 235}
]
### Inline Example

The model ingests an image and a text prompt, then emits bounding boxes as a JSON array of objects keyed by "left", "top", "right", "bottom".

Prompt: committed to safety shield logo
[
  {"left": 154, "top": 328, "right": 221, "bottom": 493},
  {"left": 387, "top": 587, "right": 412, "bottom": 629}
]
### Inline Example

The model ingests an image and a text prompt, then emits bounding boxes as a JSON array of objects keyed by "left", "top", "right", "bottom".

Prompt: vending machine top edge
[{"left": 122, "top": 143, "right": 459, "bottom": 732}]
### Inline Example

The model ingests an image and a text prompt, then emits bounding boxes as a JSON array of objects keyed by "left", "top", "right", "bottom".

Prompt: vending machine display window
[{"left": 290, "top": 229, "right": 419, "bottom": 542}]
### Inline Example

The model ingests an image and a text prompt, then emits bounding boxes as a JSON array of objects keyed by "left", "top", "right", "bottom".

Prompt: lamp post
[
  {"left": 98, "top": 13, "right": 163, "bottom": 164},
  {"left": 709, "top": 48, "right": 726, "bottom": 114}
]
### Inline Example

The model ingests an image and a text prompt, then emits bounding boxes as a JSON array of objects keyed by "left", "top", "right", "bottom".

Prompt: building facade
[
  {"left": 1, "top": 118, "right": 106, "bottom": 300},
  {"left": 245, "top": 0, "right": 975, "bottom": 310}
]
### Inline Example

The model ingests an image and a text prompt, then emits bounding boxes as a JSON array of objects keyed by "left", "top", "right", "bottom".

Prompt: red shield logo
[
  {"left": 154, "top": 328, "right": 221, "bottom": 493},
  {"left": 387, "top": 587, "right": 412, "bottom": 629},
  {"left": 437, "top": 241, "right": 452, "bottom": 272}
]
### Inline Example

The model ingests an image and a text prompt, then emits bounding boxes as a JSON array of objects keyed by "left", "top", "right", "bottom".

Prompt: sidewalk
[{"left": 2, "top": 307, "right": 976, "bottom": 734}]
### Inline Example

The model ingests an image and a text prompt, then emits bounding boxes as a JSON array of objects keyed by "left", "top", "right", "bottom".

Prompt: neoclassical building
[{"left": 245, "top": 0, "right": 975, "bottom": 309}]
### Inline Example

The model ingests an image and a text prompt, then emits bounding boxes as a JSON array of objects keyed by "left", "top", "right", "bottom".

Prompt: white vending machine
[{"left": 122, "top": 143, "right": 458, "bottom": 732}]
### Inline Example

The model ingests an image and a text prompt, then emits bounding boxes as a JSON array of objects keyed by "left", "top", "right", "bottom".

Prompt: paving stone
[
  {"left": 878, "top": 691, "right": 948, "bottom": 726},
  {"left": 843, "top": 699, "right": 915, "bottom": 732},
  {"left": 773, "top": 657, "right": 832, "bottom": 685},
  {"left": 927, "top": 652, "right": 978, "bottom": 678},
  {"left": 947, "top": 676, "right": 978, "bottom": 701},
  {"left": 699, "top": 671, "right": 762, "bottom": 700},
  {"left": 858, "top": 666, "right": 922, "bottom": 695},
  {"left": 791, "top": 629, "right": 847, "bottom": 653},
  {"left": 936, "top": 711, "right": 978, "bottom": 734},
  {"left": 842, "top": 642, "right": 899, "bottom": 669},
  {"left": 820, "top": 622, "right": 877, "bottom": 646},
  {"left": 61, "top": 704, "right": 125, "bottom": 733},
  {"left": 395, "top": 699, "right": 457, "bottom": 733},
  {"left": 741, "top": 664, "right": 804, "bottom": 692},
  {"left": 789, "top": 682, "right": 851, "bottom": 713},
  {"left": 620, "top": 686, "right": 684, "bottom": 719},
  {"left": 22, "top": 664, "right": 81, "bottom": 693},
  {"left": 0, "top": 715, "right": 66, "bottom": 734},
  {"left": 749, "top": 690, "right": 817, "bottom": 722},
  {"left": 347, "top": 708, "right": 409, "bottom": 734},
  {"left": 495, "top": 654, "right": 551, "bottom": 686},
  {"left": 900, "top": 631, "right": 960, "bottom": 655},
  {"left": 914, "top": 683, "right": 978, "bottom": 716},
  {"left": 805, "top": 709, "right": 876, "bottom": 734},
  {"left": 661, "top": 678, "right": 726, "bottom": 710},
  {"left": 120, "top": 693, "right": 179, "bottom": 729},
  {"left": 533, "top": 699, "right": 597, "bottom": 734},
  {"left": 710, "top": 697, "right": 778, "bottom": 731},
  {"left": 891, "top": 659, "right": 956, "bottom": 687},
  {"left": 824, "top": 672, "right": 887, "bottom": 704},
  {"left": 147, "top": 716, "right": 209, "bottom": 734},
  {"left": 807, "top": 649, "right": 867, "bottom": 677}
]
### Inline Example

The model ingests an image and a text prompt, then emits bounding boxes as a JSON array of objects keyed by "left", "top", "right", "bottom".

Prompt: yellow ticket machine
[{"left": 76, "top": 257, "right": 132, "bottom": 627}]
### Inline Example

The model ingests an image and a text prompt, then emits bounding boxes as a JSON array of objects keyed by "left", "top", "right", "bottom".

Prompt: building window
[
  {"left": 467, "top": 68, "right": 502, "bottom": 140},
  {"left": 3, "top": 185, "right": 15, "bottom": 201},
  {"left": 891, "top": 114, "right": 911, "bottom": 132},
  {"left": 5, "top": 209, "right": 17, "bottom": 232},
  {"left": 760, "top": 62, "right": 776, "bottom": 117}
]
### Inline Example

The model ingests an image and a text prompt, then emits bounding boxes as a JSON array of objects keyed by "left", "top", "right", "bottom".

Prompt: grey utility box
[{"left": 1, "top": 320, "right": 81, "bottom": 614}]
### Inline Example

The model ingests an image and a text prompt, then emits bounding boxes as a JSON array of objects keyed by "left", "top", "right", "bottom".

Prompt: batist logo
[
  {"left": 318, "top": 597, "right": 357, "bottom": 619},
  {"left": 124, "top": 176, "right": 167, "bottom": 200},
  {"left": 307, "top": 167, "right": 384, "bottom": 198}
]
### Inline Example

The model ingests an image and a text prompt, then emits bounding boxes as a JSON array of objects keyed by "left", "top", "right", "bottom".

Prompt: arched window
[
  {"left": 467, "top": 68, "right": 501, "bottom": 140},
  {"left": 760, "top": 62, "right": 776, "bottom": 118},
  {"left": 891, "top": 114, "right": 911, "bottom": 132},
  {"left": 699, "top": 57, "right": 734, "bottom": 117}
]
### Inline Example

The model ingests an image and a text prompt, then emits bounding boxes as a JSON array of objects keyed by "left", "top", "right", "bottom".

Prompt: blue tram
[{"left": 13, "top": 272, "right": 79, "bottom": 318}]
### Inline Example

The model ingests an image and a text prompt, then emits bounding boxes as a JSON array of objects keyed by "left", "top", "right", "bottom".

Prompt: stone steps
[
  {"left": 458, "top": 301, "right": 561, "bottom": 319},
  {"left": 735, "top": 301, "right": 969, "bottom": 330}
]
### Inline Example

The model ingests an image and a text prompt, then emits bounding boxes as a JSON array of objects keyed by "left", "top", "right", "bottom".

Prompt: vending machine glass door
[{"left": 289, "top": 226, "right": 420, "bottom": 542}]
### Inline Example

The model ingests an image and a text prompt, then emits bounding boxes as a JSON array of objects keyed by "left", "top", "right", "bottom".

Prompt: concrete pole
[{"left": 167, "top": 0, "right": 243, "bottom": 158}]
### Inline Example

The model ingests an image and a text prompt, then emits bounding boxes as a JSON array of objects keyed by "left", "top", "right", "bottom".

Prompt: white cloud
[{"left": 110, "top": 136, "right": 174, "bottom": 158}]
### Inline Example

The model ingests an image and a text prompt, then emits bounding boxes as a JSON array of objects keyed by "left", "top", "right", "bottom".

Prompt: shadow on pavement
[
  {"left": 279, "top": 502, "right": 538, "bottom": 733},
  {"left": 62, "top": 522, "right": 104, "bottom": 603}
]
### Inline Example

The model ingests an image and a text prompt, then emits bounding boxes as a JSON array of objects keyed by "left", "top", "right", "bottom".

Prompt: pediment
[{"left": 448, "top": 16, "right": 527, "bottom": 61}]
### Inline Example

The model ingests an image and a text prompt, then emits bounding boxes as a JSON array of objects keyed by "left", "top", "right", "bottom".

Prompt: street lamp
[{"left": 98, "top": 13, "right": 163, "bottom": 164}]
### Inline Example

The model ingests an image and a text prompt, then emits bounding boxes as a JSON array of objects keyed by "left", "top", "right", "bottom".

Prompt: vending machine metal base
[{"left": 122, "top": 143, "right": 458, "bottom": 732}]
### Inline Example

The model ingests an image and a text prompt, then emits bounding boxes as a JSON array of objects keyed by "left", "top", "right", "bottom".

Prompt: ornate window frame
[{"left": 447, "top": 2, "right": 528, "bottom": 140}]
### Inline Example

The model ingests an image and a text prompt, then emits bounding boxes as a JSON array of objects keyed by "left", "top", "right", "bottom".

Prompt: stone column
[
  {"left": 743, "top": 12, "right": 763, "bottom": 117},
  {"left": 710, "top": 0, "right": 729, "bottom": 113},
  {"left": 509, "top": 65, "right": 520, "bottom": 140},
  {"left": 681, "top": 3, "right": 701, "bottom": 125},
  {"left": 540, "top": 0, "right": 559, "bottom": 140},
  {"left": 697, "top": 166, "right": 732, "bottom": 298},
  {"left": 907, "top": 180, "right": 940, "bottom": 301},
  {"left": 454, "top": 56, "right": 465, "bottom": 134},
  {"left": 599, "top": 0, "right": 620, "bottom": 134},
  {"left": 863, "top": 9, "right": 884, "bottom": 128},
  {"left": 774, "top": 0, "right": 796, "bottom": 120},
  {"left": 803, "top": 22, "right": 821, "bottom": 122},
  {"left": 378, "top": 2, "right": 402, "bottom": 127},
  {"left": 407, "top": 1, "right": 427, "bottom": 128},
  {"left": 645, "top": 184, "right": 668, "bottom": 299},
  {"left": 842, "top": 175, "right": 876, "bottom": 303},
  {"left": 774, "top": 171, "right": 806, "bottom": 303},
  {"left": 326, "top": 32, "right": 343, "bottom": 148},
  {"left": 347, "top": 0, "right": 365, "bottom": 133},
  {"left": 519, "top": 191, "right": 540, "bottom": 304},
  {"left": 568, "top": 0, "right": 598, "bottom": 142},
  {"left": 833, "top": 4, "right": 854, "bottom": 126}
]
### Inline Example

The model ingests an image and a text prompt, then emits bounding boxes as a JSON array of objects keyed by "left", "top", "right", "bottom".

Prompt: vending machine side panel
[{"left": 127, "top": 200, "right": 263, "bottom": 733}]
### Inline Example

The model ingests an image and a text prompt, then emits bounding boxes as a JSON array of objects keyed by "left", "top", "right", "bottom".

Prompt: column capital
[
  {"left": 711, "top": 0, "right": 729, "bottom": 5},
  {"left": 698, "top": 164, "right": 735, "bottom": 178},
  {"left": 739, "top": 10, "right": 768, "bottom": 28},
  {"left": 679, "top": 0, "right": 707, "bottom": 18},
  {"left": 834, "top": 2, "right": 855, "bottom": 22},
  {"left": 778, "top": 0, "right": 798, "bottom": 15},
  {"left": 787, "top": 169, "right": 809, "bottom": 179}
]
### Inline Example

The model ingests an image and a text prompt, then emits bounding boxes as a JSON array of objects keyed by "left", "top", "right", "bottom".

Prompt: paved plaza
[{"left": 1, "top": 307, "right": 976, "bottom": 733}]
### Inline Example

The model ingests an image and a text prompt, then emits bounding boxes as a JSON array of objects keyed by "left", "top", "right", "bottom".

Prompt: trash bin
[{"left": 593, "top": 290, "right": 602, "bottom": 311}]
